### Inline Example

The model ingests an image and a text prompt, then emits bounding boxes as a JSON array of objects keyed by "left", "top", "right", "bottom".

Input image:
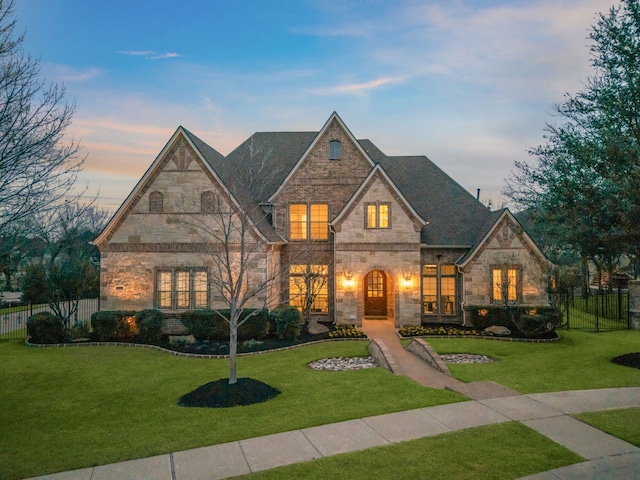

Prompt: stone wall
[{"left": 627, "top": 280, "right": 640, "bottom": 330}]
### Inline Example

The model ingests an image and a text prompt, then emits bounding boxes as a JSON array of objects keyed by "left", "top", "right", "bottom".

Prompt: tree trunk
[{"left": 229, "top": 317, "right": 238, "bottom": 385}]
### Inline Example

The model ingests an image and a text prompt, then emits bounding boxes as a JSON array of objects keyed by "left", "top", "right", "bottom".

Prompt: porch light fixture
[
  {"left": 402, "top": 272, "right": 413, "bottom": 290},
  {"left": 342, "top": 271, "right": 355, "bottom": 289}
]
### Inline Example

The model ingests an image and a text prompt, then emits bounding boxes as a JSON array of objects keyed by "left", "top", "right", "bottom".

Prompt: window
[
  {"left": 289, "top": 264, "right": 328, "bottom": 313},
  {"left": 201, "top": 191, "right": 218, "bottom": 213},
  {"left": 422, "top": 264, "right": 457, "bottom": 315},
  {"left": 492, "top": 266, "right": 519, "bottom": 303},
  {"left": 156, "top": 269, "right": 208, "bottom": 309},
  {"left": 149, "top": 191, "right": 163, "bottom": 213},
  {"left": 365, "top": 202, "right": 390, "bottom": 229},
  {"left": 329, "top": 140, "right": 342, "bottom": 160},
  {"left": 289, "top": 203, "right": 328, "bottom": 240}
]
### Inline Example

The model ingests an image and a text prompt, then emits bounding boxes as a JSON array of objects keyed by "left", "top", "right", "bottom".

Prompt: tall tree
[
  {"left": 504, "top": 0, "right": 640, "bottom": 286},
  {"left": 0, "top": 0, "right": 85, "bottom": 238}
]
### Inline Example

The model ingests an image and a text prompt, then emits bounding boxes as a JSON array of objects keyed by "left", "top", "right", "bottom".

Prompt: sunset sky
[{"left": 14, "top": 0, "right": 616, "bottom": 211}]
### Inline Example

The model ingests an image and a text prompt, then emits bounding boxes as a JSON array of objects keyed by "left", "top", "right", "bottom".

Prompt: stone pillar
[{"left": 628, "top": 280, "right": 640, "bottom": 330}]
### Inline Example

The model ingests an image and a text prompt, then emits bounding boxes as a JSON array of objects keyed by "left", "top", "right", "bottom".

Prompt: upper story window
[
  {"left": 365, "top": 202, "right": 390, "bottom": 229},
  {"left": 201, "top": 191, "right": 218, "bottom": 213},
  {"left": 491, "top": 266, "right": 520, "bottom": 303},
  {"left": 329, "top": 140, "right": 342, "bottom": 160},
  {"left": 289, "top": 203, "right": 329, "bottom": 240},
  {"left": 149, "top": 191, "right": 163, "bottom": 213}
]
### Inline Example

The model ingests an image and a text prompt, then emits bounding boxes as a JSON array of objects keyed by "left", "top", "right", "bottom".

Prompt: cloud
[
  {"left": 41, "top": 63, "right": 102, "bottom": 82},
  {"left": 117, "top": 50, "right": 182, "bottom": 60},
  {"left": 313, "top": 76, "right": 404, "bottom": 96}
]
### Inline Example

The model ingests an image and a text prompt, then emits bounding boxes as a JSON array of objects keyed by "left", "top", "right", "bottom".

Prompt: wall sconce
[
  {"left": 402, "top": 272, "right": 413, "bottom": 290},
  {"left": 342, "top": 271, "right": 355, "bottom": 289}
]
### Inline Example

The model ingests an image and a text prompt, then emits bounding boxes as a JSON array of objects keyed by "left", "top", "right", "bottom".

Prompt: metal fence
[
  {"left": 0, "top": 298, "right": 99, "bottom": 341},
  {"left": 562, "top": 288, "right": 630, "bottom": 332}
]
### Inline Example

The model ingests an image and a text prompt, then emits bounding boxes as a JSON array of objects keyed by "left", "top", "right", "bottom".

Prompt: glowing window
[{"left": 365, "top": 202, "right": 391, "bottom": 229}]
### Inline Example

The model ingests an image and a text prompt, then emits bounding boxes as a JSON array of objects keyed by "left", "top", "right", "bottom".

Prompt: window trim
[
  {"left": 289, "top": 264, "right": 329, "bottom": 314},
  {"left": 365, "top": 202, "right": 391, "bottom": 229},
  {"left": 422, "top": 264, "right": 457, "bottom": 316},
  {"left": 490, "top": 265, "right": 521, "bottom": 304},
  {"left": 289, "top": 203, "right": 329, "bottom": 241},
  {"left": 155, "top": 268, "right": 209, "bottom": 310},
  {"left": 328, "top": 140, "right": 342, "bottom": 160}
]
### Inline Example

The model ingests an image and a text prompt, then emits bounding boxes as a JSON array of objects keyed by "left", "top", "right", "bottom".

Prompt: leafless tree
[{"left": 0, "top": 0, "right": 85, "bottom": 238}]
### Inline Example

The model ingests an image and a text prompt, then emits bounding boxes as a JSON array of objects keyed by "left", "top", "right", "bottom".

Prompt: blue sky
[{"left": 15, "top": 0, "right": 616, "bottom": 211}]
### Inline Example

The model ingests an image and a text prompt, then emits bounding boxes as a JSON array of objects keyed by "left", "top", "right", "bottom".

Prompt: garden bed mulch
[{"left": 612, "top": 352, "right": 640, "bottom": 369}]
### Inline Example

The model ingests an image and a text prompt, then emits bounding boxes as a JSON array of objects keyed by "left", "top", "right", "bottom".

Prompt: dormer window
[{"left": 329, "top": 140, "right": 342, "bottom": 160}]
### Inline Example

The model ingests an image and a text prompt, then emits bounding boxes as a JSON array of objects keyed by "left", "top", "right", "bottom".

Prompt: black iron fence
[
  {"left": 562, "top": 288, "right": 630, "bottom": 332},
  {"left": 0, "top": 298, "right": 99, "bottom": 341}
]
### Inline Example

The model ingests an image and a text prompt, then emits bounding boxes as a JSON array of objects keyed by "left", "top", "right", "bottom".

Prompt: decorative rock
[
  {"left": 483, "top": 325, "right": 511, "bottom": 336},
  {"left": 308, "top": 319, "right": 330, "bottom": 335},
  {"left": 308, "top": 357, "right": 377, "bottom": 371},
  {"left": 439, "top": 353, "right": 495, "bottom": 364}
]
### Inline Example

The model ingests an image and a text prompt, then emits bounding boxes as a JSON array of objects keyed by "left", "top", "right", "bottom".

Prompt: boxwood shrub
[
  {"left": 90, "top": 310, "right": 137, "bottom": 341},
  {"left": 135, "top": 309, "right": 164, "bottom": 344},
  {"left": 27, "top": 312, "right": 66, "bottom": 344}
]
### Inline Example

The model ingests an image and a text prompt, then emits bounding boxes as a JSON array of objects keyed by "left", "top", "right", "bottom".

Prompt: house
[{"left": 93, "top": 112, "right": 550, "bottom": 330}]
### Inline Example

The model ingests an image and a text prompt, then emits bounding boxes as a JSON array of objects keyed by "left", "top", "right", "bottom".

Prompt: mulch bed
[
  {"left": 612, "top": 352, "right": 640, "bottom": 369},
  {"left": 178, "top": 377, "right": 281, "bottom": 408}
]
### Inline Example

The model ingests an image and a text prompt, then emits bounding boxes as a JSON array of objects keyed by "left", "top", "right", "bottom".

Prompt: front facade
[{"left": 94, "top": 113, "right": 550, "bottom": 328}]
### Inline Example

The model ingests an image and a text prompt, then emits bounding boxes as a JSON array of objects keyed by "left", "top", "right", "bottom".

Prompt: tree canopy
[{"left": 504, "top": 0, "right": 640, "bottom": 280}]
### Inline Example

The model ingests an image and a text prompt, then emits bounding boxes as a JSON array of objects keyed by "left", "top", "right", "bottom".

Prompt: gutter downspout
[{"left": 329, "top": 224, "right": 337, "bottom": 325}]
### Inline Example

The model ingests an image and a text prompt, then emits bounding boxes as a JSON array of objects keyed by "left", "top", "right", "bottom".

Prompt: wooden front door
[{"left": 365, "top": 270, "right": 387, "bottom": 316}]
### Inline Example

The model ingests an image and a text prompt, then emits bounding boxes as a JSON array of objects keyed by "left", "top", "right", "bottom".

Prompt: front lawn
[
  {"left": 0, "top": 340, "right": 463, "bottom": 480},
  {"left": 426, "top": 329, "right": 640, "bottom": 393}
]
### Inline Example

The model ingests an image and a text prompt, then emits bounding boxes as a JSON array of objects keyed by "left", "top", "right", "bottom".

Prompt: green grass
[
  {"left": 232, "top": 422, "right": 583, "bottom": 480},
  {"left": 426, "top": 329, "right": 640, "bottom": 393},
  {"left": 575, "top": 408, "right": 640, "bottom": 446},
  {"left": 0, "top": 340, "right": 463, "bottom": 480}
]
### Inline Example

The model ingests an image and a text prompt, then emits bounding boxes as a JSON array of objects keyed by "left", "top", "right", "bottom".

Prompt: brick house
[{"left": 93, "top": 112, "right": 550, "bottom": 328}]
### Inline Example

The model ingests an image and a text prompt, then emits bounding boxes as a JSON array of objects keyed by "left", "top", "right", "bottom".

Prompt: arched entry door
[{"left": 364, "top": 270, "right": 387, "bottom": 316}]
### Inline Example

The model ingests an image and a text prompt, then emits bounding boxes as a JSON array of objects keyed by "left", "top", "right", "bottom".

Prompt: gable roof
[
  {"left": 267, "top": 112, "right": 376, "bottom": 202},
  {"left": 93, "top": 127, "right": 282, "bottom": 246},
  {"left": 457, "top": 209, "right": 549, "bottom": 267},
  {"left": 331, "top": 164, "right": 427, "bottom": 231}
]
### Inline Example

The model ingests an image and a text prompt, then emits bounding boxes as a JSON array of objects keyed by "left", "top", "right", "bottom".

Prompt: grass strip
[
  {"left": 233, "top": 422, "right": 584, "bottom": 480},
  {"left": 574, "top": 408, "right": 640, "bottom": 446}
]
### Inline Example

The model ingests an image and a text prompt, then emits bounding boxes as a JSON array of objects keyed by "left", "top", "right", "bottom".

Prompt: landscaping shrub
[
  {"left": 90, "top": 310, "right": 137, "bottom": 341},
  {"left": 27, "top": 312, "right": 66, "bottom": 344},
  {"left": 273, "top": 305, "right": 302, "bottom": 340},
  {"left": 180, "top": 309, "right": 220, "bottom": 340},
  {"left": 399, "top": 325, "right": 479, "bottom": 337},
  {"left": 181, "top": 309, "right": 270, "bottom": 341},
  {"left": 328, "top": 324, "right": 367, "bottom": 338},
  {"left": 135, "top": 309, "right": 164, "bottom": 344},
  {"left": 465, "top": 306, "right": 561, "bottom": 338}
]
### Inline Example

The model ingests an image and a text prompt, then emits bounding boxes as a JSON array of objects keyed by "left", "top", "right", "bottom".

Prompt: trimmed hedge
[
  {"left": 273, "top": 305, "right": 302, "bottom": 340},
  {"left": 465, "top": 305, "right": 561, "bottom": 337},
  {"left": 90, "top": 310, "right": 137, "bottom": 341},
  {"left": 135, "top": 309, "right": 164, "bottom": 344},
  {"left": 181, "top": 309, "right": 270, "bottom": 341},
  {"left": 27, "top": 312, "right": 66, "bottom": 344}
]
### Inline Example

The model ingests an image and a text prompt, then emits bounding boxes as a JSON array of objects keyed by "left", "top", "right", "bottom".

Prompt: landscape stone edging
[
  {"left": 405, "top": 338, "right": 451, "bottom": 375},
  {"left": 24, "top": 336, "right": 369, "bottom": 359},
  {"left": 367, "top": 339, "right": 399, "bottom": 374}
]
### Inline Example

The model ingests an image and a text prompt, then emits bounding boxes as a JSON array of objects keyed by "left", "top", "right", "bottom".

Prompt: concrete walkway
[{"left": 26, "top": 322, "right": 640, "bottom": 480}]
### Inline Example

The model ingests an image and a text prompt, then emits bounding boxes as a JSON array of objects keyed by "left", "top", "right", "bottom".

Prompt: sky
[{"left": 14, "top": 0, "right": 618, "bottom": 212}]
